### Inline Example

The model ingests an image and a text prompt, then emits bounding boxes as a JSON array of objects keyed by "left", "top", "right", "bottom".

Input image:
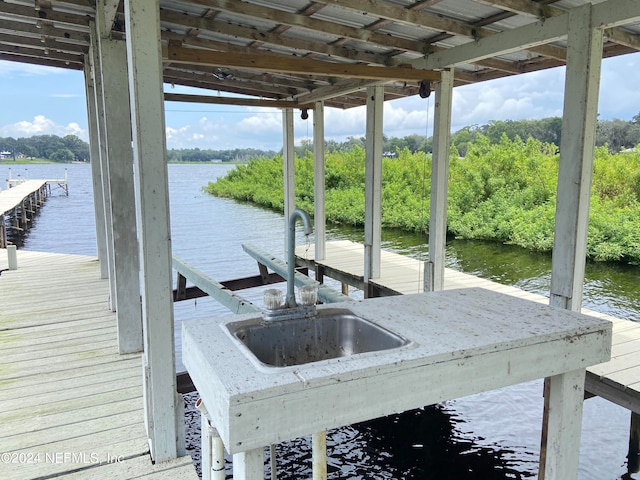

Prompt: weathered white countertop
[{"left": 183, "top": 287, "right": 611, "bottom": 455}]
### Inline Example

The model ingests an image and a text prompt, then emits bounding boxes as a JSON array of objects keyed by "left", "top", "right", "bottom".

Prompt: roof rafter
[
  {"left": 164, "top": 45, "right": 441, "bottom": 82},
  {"left": 475, "top": 0, "right": 640, "bottom": 50},
  {"left": 182, "top": 0, "right": 431, "bottom": 54}
]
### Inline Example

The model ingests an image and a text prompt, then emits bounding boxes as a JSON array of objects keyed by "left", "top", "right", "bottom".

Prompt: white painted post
[
  {"left": 95, "top": 4, "right": 143, "bottom": 354},
  {"left": 283, "top": 108, "right": 296, "bottom": 250},
  {"left": 89, "top": 29, "right": 117, "bottom": 309},
  {"left": 233, "top": 448, "right": 264, "bottom": 480},
  {"left": 427, "top": 69, "right": 454, "bottom": 292},
  {"left": 124, "top": 0, "right": 181, "bottom": 462},
  {"left": 7, "top": 244, "right": 17, "bottom": 270},
  {"left": 313, "top": 101, "right": 326, "bottom": 261},
  {"left": 542, "top": 369, "right": 587, "bottom": 480},
  {"left": 312, "top": 431, "right": 327, "bottom": 480},
  {"left": 549, "top": 3, "right": 603, "bottom": 312},
  {"left": 364, "top": 85, "right": 384, "bottom": 294},
  {"left": 83, "top": 55, "right": 109, "bottom": 279},
  {"left": 541, "top": 6, "right": 603, "bottom": 480}
]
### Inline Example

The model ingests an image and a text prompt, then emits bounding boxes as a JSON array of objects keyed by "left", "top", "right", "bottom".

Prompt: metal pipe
[
  {"left": 196, "top": 397, "right": 226, "bottom": 480},
  {"left": 286, "top": 208, "right": 313, "bottom": 307}
]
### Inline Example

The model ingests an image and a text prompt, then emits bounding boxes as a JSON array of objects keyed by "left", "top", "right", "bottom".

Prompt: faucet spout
[{"left": 287, "top": 208, "right": 313, "bottom": 307}]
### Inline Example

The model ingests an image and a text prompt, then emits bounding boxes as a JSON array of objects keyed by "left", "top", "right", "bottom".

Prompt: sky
[{"left": 0, "top": 52, "right": 639, "bottom": 152}]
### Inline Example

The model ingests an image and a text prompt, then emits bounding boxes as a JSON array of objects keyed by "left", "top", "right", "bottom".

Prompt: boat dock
[
  {"left": 0, "top": 250, "right": 197, "bottom": 480},
  {"left": 291, "top": 239, "right": 640, "bottom": 458},
  {"left": 0, "top": 172, "right": 68, "bottom": 248},
  {"left": 2, "top": 243, "right": 639, "bottom": 478}
]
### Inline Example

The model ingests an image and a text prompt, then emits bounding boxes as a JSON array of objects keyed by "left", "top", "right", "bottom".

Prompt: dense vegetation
[
  {"left": 206, "top": 133, "right": 640, "bottom": 264},
  {"left": 0, "top": 134, "right": 89, "bottom": 162},
  {"left": 316, "top": 113, "right": 640, "bottom": 158}
]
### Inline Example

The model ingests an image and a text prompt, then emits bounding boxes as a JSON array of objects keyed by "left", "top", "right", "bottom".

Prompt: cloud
[
  {"left": 0, "top": 115, "right": 87, "bottom": 140},
  {"left": 451, "top": 69, "right": 565, "bottom": 132}
]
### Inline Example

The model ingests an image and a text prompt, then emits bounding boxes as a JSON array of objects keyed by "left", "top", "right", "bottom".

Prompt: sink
[{"left": 225, "top": 308, "right": 408, "bottom": 368}]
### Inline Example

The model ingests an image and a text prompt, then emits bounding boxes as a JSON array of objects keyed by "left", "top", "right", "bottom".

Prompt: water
[{"left": 3, "top": 162, "right": 639, "bottom": 479}]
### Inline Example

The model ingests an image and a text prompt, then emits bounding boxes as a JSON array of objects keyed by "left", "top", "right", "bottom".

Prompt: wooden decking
[
  {"left": 0, "top": 180, "right": 48, "bottom": 248},
  {"left": 0, "top": 249, "right": 197, "bottom": 480},
  {"left": 296, "top": 240, "right": 640, "bottom": 416}
]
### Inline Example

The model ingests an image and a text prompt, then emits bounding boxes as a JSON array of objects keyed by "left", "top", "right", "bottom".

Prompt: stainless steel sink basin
[{"left": 226, "top": 308, "right": 408, "bottom": 368}]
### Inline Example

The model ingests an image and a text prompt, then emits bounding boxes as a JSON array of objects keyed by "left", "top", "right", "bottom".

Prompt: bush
[{"left": 205, "top": 135, "right": 640, "bottom": 264}]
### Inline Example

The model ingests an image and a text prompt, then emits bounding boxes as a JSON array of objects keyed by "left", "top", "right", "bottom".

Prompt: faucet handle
[
  {"left": 298, "top": 285, "right": 318, "bottom": 306},
  {"left": 263, "top": 288, "right": 283, "bottom": 310}
]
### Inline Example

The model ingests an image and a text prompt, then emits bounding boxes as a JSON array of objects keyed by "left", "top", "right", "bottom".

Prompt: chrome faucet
[
  {"left": 261, "top": 208, "right": 316, "bottom": 321},
  {"left": 286, "top": 208, "right": 313, "bottom": 307}
]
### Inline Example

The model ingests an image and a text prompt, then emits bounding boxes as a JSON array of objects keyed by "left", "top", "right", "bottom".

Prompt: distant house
[{"left": 0, "top": 151, "right": 13, "bottom": 159}]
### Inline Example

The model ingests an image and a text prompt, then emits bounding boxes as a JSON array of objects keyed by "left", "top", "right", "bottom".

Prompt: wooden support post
[
  {"left": 89, "top": 27, "right": 117, "bottom": 308},
  {"left": 549, "top": 3, "right": 603, "bottom": 312},
  {"left": 313, "top": 101, "right": 326, "bottom": 261},
  {"left": 95, "top": 3, "right": 143, "bottom": 354},
  {"left": 233, "top": 448, "right": 264, "bottom": 480},
  {"left": 84, "top": 50, "right": 109, "bottom": 279},
  {"left": 124, "top": 0, "right": 181, "bottom": 462},
  {"left": 541, "top": 5, "right": 603, "bottom": 480},
  {"left": 283, "top": 108, "right": 295, "bottom": 233},
  {"left": 312, "top": 431, "right": 327, "bottom": 480},
  {"left": 258, "top": 262, "right": 269, "bottom": 284},
  {"left": 315, "top": 265, "right": 325, "bottom": 284},
  {"left": 0, "top": 214, "right": 5, "bottom": 248},
  {"left": 629, "top": 412, "right": 640, "bottom": 473},
  {"left": 542, "top": 369, "right": 586, "bottom": 480},
  {"left": 176, "top": 273, "right": 187, "bottom": 301},
  {"left": 427, "top": 69, "right": 454, "bottom": 292},
  {"left": 364, "top": 85, "right": 383, "bottom": 296}
]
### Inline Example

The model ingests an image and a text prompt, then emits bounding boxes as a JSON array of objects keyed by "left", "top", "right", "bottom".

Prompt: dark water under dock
[{"left": 4, "top": 162, "right": 639, "bottom": 479}]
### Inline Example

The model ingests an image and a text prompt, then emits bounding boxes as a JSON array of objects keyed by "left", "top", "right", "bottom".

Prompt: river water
[{"left": 3, "top": 162, "right": 639, "bottom": 479}]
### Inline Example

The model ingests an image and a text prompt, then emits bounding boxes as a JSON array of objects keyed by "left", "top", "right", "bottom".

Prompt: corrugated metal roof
[{"left": 0, "top": 0, "right": 637, "bottom": 108}]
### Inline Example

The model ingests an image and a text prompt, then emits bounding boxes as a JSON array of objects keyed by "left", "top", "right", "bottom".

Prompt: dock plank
[{"left": 0, "top": 249, "right": 197, "bottom": 479}]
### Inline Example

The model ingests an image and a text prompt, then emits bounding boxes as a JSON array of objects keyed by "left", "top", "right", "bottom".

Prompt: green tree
[{"left": 50, "top": 148, "right": 75, "bottom": 162}]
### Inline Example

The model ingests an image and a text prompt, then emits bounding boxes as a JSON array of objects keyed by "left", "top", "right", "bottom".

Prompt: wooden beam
[
  {"left": 164, "top": 45, "right": 441, "bottom": 82},
  {"left": 124, "top": 0, "right": 180, "bottom": 462},
  {"left": 101, "top": 0, "right": 122, "bottom": 35},
  {"left": 294, "top": 78, "right": 382, "bottom": 104},
  {"left": 241, "top": 243, "right": 351, "bottom": 304},
  {"left": 83, "top": 53, "right": 109, "bottom": 279},
  {"left": 416, "top": 0, "right": 640, "bottom": 69},
  {"left": 160, "top": 8, "right": 391, "bottom": 67},
  {"left": 313, "top": 0, "right": 476, "bottom": 37},
  {"left": 283, "top": 108, "right": 295, "bottom": 231},
  {"left": 183, "top": 0, "right": 429, "bottom": 54},
  {"left": 0, "top": 2, "right": 91, "bottom": 29},
  {"left": 95, "top": 5, "right": 143, "bottom": 354},
  {"left": 171, "top": 256, "right": 259, "bottom": 314},
  {"left": 549, "top": 3, "right": 603, "bottom": 311},
  {"left": 479, "top": 0, "right": 640, "bottom": 50},
  {"left": 313, "top": 101, "right": 326, "bottom": 261},
  {"left": 163, "top": 92, "right": 313, "bottom": 109},
  {"left": 364, "top": 85, "right": 384, "bottom": 288},
  {"left": 427, "top": 69, "right": 454, "bottom": 292},
  {"left": 418, "top": 12, "right": 569, "bottom": 68}
]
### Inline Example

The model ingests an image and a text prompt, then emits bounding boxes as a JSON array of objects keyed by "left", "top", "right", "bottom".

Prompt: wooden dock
[
  {"left": 0, "top": 180, "right": 50, "bottom": 248},
  {"left": 0, "top": 249, "right": 197, "bottom": 480},
  {"left": 295, "top": 240, "right": 640, "bottom": 439}
]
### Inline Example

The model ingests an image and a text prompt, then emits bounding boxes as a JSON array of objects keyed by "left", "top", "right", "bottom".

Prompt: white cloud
[{"left": 0, "top": 115, "right": 87, "bottom": 140}]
